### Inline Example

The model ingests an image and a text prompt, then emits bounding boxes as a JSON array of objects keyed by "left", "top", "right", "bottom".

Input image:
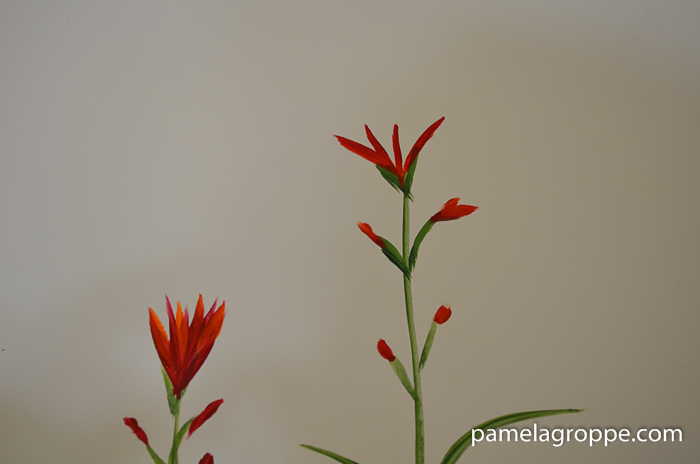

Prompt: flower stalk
[{"left": 302, "top": 117, "right": 583, "bottom": 464}]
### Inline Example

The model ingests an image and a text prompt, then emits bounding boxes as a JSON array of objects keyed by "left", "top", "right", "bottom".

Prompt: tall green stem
[
  {"left": 169, "top": 399, "right": 181, "bottom": 464},
  {"left": 402, "top": 193, "right": 424, "bottom": 464}
]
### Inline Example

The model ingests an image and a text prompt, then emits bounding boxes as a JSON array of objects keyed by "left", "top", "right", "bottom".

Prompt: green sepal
[
  {"left": 161, "top": 367, "right": 185, "bottom": 416},
  {"left": 409, "top": 220, "right": 435, "bottom": 271},
  {"left": 380, "top": 237, "right": 411, "bottom": 277},
  {"left": 145, "top": 445, "right": 167, "bottom": 464},
  {"left": 376, "top": 165, "right": 403, "bottom": 195},
  {"left": 403, "top": 154, "right": 420, "bottom": 198},
  {"left": 440, "top": 408, "right": 585, "bottom": 464},
  {"left": 300, "top": 444, "right": 360, "bottom": 464},
  {"left": 419, "top": 321, "right": 438, "bottom": 371},
  {"left": 390, "top": 357, "right": 417, "bottom": 401}
]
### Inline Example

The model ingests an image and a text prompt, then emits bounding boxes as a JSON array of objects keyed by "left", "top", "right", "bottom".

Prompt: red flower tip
[
  {"left": 433, "top": 305, "right": 452, "bottom": 325},
  {"left": 377, "top": 339, "right": 395, "bottom": 362},
  {"left": 123, "top": 417, "right": 149, "bottom": 446},
  {"left": 430, "top": 198, "right": 478, "bottom": 223},
  {"left": 149, "top": 295, "right": 226, "bottom": 399},
  {"left": 358, "top": 222, "right": 386, "bottom": 248},
  {"left": 199, "top": 453, "right": 214, "bottom": 464},
  {"left": 188, "top": 399, "right": 224, "bottom": 438}
]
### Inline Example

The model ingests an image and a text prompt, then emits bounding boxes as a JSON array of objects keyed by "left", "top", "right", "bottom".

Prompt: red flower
[
  {"left": 199, "top": 453, "right": 214, "bottom": 464},
  {"left": 430, "top": 198, "right": 478, "bottom": 223},
  {"left": 358, "top": 222, "right": 386, "bottom": 248},
  {"left": 377, "top": 339, "right": 395, "bottom": 362},
  {"left": 336, "top": 117, "right": 445, "bottom": 187},
  {"left": 149, "top": 294, "right": 225, "bottom": 398},
  {"left": 433, "top": 305, "right": 452, "bottom": 325},
  {"left": 188, "top": 399, "right": 224, "bottom": 438},
  {"left": 123, "top": 417, "right": 149, "bottom": 446}
]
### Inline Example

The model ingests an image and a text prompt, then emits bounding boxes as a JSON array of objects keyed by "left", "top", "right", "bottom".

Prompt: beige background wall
[{"left": 1, "top": 1, "right": 698, "bottom": 463}]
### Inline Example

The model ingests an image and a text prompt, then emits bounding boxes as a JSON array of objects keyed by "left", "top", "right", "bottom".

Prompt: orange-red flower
[
  {"left": 430, "top": 198, "right": 478, "bottom": 223},
  {"left": 123, "top": 417, "right": 149, "bottom": 446},
  {"left": 377, "top": 339, "right": 396, "bottom": 362},
  {"left": 336, "top": 117, "right": 445, "bottom": 188},
  {"left": 357, "top": 222, "right": 386, "bottom": 248},
  {"left": 188, "top": 399, "right": 224, "bottom": 438},
  {"left": 433, "top": 305, "right": 452, "bottom": 325},
  {"left": 149, "top": 295, "right": 225, "bottom": 398}
]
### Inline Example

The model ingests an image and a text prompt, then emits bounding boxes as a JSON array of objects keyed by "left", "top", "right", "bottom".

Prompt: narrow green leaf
[
  {"left": 380, "top": 238, "right": 411, "bottom": 276},
  {"left": 145, "top": 445, "right": 167, "bottom": 464},
  {"left": 440, "top": 409, "right": 584, "bottom": 464},
  {"left": 390, "top": 358, "right": 417, "bottom": 401},
  {"left": 419, "top": 322, "right": 438, "bottom": 371},
  {"left": 300, "top": 444, "right": 360, "bottom": 464},
  {"left": 161, "top": 367, "right": 182, "bottom": 416},
  {"left": 408, "top": 220, "right": 434, "bottom": 271},
  {"left": 375, "top": 165, "right": 403, "bottom": 195},
  {"left": 176, "top": 417, "right": 196, "bottom": 447},
  {"left": 403, "top": 154, "right": 420, "bottom": 197}
]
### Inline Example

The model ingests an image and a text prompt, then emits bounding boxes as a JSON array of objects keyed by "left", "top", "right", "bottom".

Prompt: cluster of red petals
[
  {"left": 357, "top": 222, "right": 386, "bottom": 248},
  {"left": 377, "top": 339, "right": 396, "bottom": 362},
  {"left": 199, "top": 453, "right": 214, "bottom": 464},
  {"left": 123, "top": 417, "right": 149, "bottom": 446},
  {"left": 149, "top": 294, "right": 226, "bottom": 398},
  {"left": 430, "top": 198, "right": 478, "bottom": 223},
  {"left": 336, "top": 117, "right": 445, "bottom": 187},
  {"left": 188, "top": 399, "right": 224, "bottom": 438},
  {"left": 433, "top": 305, "right": 452, "bottom": 325}
]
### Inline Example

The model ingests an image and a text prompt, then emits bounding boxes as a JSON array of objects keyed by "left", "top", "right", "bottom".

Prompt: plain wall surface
[{"left": 1, "top": 1, "right": 699, "bottom": 463}]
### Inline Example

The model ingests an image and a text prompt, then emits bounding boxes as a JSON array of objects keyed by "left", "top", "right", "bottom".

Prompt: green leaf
[
  {"left": 419, "top": 322, "right": 438, "bottom": 371},
  {"left": 403, "top": 153, "right": 420, "bottom": 197},
  {"left": 389, "top": 358, "right": 417, "bottom": 401},
  {"left": 380, "top": 238, "right": 411, "bottom": 277},
  {"left": 145, "top": 445, "right": 167, "bottom": 464},
  {"left": 300, "top": 444, "right": 360, "bottom": 464},
  {"left": 408, "top": 220, "right": 434, "bottom": 271},
  {"left": 375, "top": 165, "right": 403, "bottom": 195},
  {"left": 440, "top": 409, "right": 584, "bottom": 464},
  {"left": 161, "top": 367, "right": 182, "bottom": 416}
]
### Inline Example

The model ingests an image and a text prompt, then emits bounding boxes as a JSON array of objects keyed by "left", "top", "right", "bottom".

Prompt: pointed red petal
[
  {"left": 149, "top": 308, "right": 174, "bottom": 375},
  {"left": 357, "top": 222, "right": 386, "bottom": 248},
  {"left": 335, "top": 136, "right": 389, "bottom": 168},
  {"left": 199, "top": 453, "right": 214, "bottom": 464},
  {"left": 430, "top": 197, "right": 478, "bottom": 222},
  {"left": 124, "top": 417, "right": 149, "bottom": 446},
  {"left": 364, "top": 125, "right": 393, "bottom": 166},
  {"left": 392, "top": 124, "right": 403, "bottom": 174},
  {"left": 404, "top": 117, "right": 445, "bottom": 171},
  {"left": 188, "top": 399, "right": 224, "bottom": 438}
]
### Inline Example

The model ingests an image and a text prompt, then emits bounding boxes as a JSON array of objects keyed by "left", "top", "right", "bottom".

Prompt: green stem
[
  {"left": 169, "top": 399, "right": 181, "bottom": 464},
  {"left": 402, "top": 193, "right": 424, "bottom": 464}
]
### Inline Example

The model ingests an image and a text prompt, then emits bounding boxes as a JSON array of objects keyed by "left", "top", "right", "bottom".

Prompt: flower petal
[
  {"left": 391, "top": 124, "right": 403, "bottom": 174},
  {"left": 357, "top": 222, "right": 386, "bottom": 248},
  {"left": 335, "top": 136, "right": 390, "bottom": 168},
  {"left": 430, "top": 197, "right": 478, "bottom": 222},
  {"left": 404, "top": 116, "right": 445, "bottom": 172},
  {"left": 377, "top": 339, "right": 396, "bottom": 362},
  {"left": 433, "top": 305, "right": 452, "bottom": 324},
  {"left": 199, "top": 453, "right": 214, "bottom": 464},
  {"left": 188, "top": 399, "right": 224, "bottom": 438},
  {"left": 124, "top": 417, "right": 149, "bottom": 446}
]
